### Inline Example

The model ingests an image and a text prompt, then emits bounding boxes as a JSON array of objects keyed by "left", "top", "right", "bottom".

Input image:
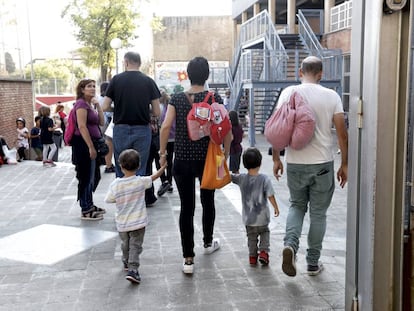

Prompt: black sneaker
[
  {"left": 282, "top": 246, "right": 296, "bottom": 277},
  {"left": 104, "top": 165, "right": 115, "bottom": 173},
  {"left": 146, "top": 197, "right": 157, "bottom": 207},
  {"left": 157, "top": 182, "right": 171, "bottom": 197},
  {"left": 307, "top": 262, "right": 324, "bottom": 276},
  {"left": 167, "top": 185, "right": 173, "bottom": 193},
  {"left": 125, "top": 270, "right": 141, "bottom": 284}
]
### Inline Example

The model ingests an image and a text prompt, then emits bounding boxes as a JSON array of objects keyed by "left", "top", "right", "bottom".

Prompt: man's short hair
[
  {"left": 119, "top": 149, "right": 140, "bottom": 171},
  {"left": 301, "top": 56, "right": 323, "bottom": 76},
  {"left": 124, "top": 52, "right": 141, "bottom": 66},
  {"left": 242, "top": 148, "right": 262, "bottom": 169},
  {"left": 187, "top": 56, "right": 210, "bottom": 86}
]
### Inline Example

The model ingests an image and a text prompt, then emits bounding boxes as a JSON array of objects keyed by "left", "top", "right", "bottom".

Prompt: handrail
[
  {"left": 297, "top": 10, "right": 323, "bottom": 56},
  {"left": 297, "top": 9, "right": 342, "bottom": 81},
  {"left": 229, "top": 49, "right": 288, "bottom": 110},
  {"left": 231, "top": 10, "right": 287, "bottom": 79}
]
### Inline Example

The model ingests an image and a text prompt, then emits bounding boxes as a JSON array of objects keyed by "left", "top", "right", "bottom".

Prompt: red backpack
[
  {"left": 64, "top": 103, "right": 78, "bottom": 146},
  {"left": 210, "top": 102, "right": 232, "bottom": 145},
  {"left": 185, "top": 92, "right": 213, "bottom": 141}
]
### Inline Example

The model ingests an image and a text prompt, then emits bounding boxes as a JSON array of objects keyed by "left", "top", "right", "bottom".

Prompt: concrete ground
[{"left": 0, "top": 134, "right": 346, "bottom": 311}]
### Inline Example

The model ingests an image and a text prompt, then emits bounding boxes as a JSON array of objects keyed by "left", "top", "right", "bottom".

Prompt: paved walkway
[{"left": 0, "top": 135, "right": 346, "bottom": 310}]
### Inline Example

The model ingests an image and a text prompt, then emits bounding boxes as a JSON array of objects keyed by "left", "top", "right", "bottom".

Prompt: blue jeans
[
  {"left": 113, "top": 124, "right": 151, "bottom": 177},
  {"left": 79, "top": 159, "right": 96, "bottom": 212},
  {"left": 284, "top": 161, "right": 335, "bottom": 265}
]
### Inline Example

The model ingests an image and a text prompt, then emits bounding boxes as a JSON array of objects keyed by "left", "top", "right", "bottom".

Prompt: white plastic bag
[
  {"left": 2, "top": 145, "right": 17, "bottom": 164},
  {"left": 104, "top": 120, "right": 114, "bottom": 139}
]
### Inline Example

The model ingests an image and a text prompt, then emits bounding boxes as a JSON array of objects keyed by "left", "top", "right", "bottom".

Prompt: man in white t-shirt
[{"left": 272, "top": 56, "right": 348, "bottom": 277}]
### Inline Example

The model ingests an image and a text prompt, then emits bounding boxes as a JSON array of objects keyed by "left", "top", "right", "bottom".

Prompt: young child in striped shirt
[{"left": 105, "top": 149, "right": 166, "bottom": 284}]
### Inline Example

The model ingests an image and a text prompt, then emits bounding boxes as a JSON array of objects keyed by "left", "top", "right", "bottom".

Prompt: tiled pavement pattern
[{"left": 0, "top": 134, "right": 346, "bottom": 310}]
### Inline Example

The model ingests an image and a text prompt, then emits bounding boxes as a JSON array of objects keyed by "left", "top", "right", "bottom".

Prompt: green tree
[
  {"left": 5, "top": 52, "right": 16, "bottom": 74},
  {"left": 62, "top": 0, "right": 140, "bottom": 82},
  {"left": 25, "top": 59, "right": 87, "bottom": 94}
]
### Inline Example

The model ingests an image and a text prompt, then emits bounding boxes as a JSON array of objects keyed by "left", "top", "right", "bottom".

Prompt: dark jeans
[
  {"left": 144, "top": 138, "right": 174, "bottom": 203},
  {"left": 71, "top": 135, "right": 101, "bottom": 212},
  {"left": 17, "top": 147, "right": 27, "bottom": 160},
  {"left": 173, "top": 159, "right": 215, "bottom": 258},
  {"left": 145, "top": 135, "right": 161, "bottom": 204},
  {"left": 52, "top": 133, "right": 61, "bottom": 161}
]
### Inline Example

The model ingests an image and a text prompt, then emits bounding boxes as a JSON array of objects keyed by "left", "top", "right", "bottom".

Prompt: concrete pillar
[
  {"left": 254, "top": 3, "right": 260, "bottom": 16},
  {"left": 242, "top": 11, "right": 248, "bottom": 23},
  {"left": 287, "top": 0, "right": 296, "bottom": 33},
  {"left": 324, "top": 0, "right": 335, "bottom": 33},
  {"left": 345, "top": 1, "right": 411, "bottom": 310},
  {"left": 268, "top": 0, "right": 276, "bottom": 25},
  {"left": 233, "top": 20, "right": 238, "bottom": 49}
]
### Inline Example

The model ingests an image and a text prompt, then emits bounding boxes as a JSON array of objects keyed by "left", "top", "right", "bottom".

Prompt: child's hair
[
  {"left": 39, "top": 106, "right": 51, "bottom": 117},
  {"left": 119, "top": 149, "right": 140, "bottom": 171},
  {"left": 16, "top": 117, "right": 26, "bottom": 127},
  {"left": 35, "top": 116, "right": 41, "bottom": 123},
  {"left": 229, "top": 110, "right": 239, "bottom": 126},
  {"left": 242, "top": 147, "right": 262, "bottom": 169},
  {"left": 55, "top": 103, "right": 64, "bottom": 113}
]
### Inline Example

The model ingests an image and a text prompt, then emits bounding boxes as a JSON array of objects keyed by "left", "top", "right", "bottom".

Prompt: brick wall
[
  {"left": 321, "top": 28, "right": 352, "bottom": 53},
  {"left": 0, "top": 79, "right": 34, "bottom": 147}
]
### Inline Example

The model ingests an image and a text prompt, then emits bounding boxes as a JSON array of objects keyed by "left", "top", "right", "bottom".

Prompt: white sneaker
[
  {"left": 307, "top": 262, "right": 324, "bottom": 276},
  {"left": 204, "top": 238, "right": 220, "bottom": 254},
  {"left": 182, "top": 259, "right": 194, "bottom": 274}
]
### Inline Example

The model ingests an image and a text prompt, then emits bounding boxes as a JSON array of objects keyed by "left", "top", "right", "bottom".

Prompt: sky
[{"left": 1, "top": 0, "right": 232, "bottom": 69}]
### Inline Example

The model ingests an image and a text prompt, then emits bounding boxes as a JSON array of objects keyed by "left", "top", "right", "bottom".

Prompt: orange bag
[{"left": 200, "top": 140, "right": 231, "bottom": 190}]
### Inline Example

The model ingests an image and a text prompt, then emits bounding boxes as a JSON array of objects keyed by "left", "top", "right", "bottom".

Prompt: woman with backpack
[
  {"left": 70, "top": 79, "right": 106, "bottom": 220},
  {"left": 158, "top": 56, "right": 232, "bottom": 274}
]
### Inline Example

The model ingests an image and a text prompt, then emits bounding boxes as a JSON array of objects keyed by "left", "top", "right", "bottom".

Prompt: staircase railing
[
  {"left": 297, "top": 10, "right": 323, "bottom": 55},
  {"left": 297, "top": 9, "right": 342, "bottom": 80},
  {"left": 230, "top": 10, "right": 288, "bottom": 109},
  {"left": 229, "top": 49, "right": 287, "bottom": 111},
  {"left": 231, "top": 10, "right": 287, "bottom": 78}
]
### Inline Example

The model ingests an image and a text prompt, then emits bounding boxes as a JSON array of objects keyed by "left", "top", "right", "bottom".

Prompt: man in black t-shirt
[{"left": 103, "top": 51, "right": 161, "bottom": 181}]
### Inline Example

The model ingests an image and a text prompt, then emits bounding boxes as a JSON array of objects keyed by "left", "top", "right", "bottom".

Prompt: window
[
  {"left": 342, "top": 54, "right": 351, "bottom": 113},
  {"left": 331, "top": 1, "right": 352, "bottom": 32}
]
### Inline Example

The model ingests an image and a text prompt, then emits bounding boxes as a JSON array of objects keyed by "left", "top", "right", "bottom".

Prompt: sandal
[
  {"left": 81, "top": 210, "right": 104, "bottom": 221},
  {"left": 93, "top": 205, "right": 106, "bottom": 214}
]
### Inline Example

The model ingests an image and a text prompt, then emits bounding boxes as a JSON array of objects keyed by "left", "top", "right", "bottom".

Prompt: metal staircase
[
  {"left": 211, "top": 9, "right": 343, "bottom": 144},
  {"left": 279, "top": 34, "right": 310, "bottom": 80}
]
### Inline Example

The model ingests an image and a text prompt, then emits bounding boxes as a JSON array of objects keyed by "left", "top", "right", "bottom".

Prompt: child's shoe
[
  {"left": 125, "top": 270, "right": 141, "bottom": 284},
  {"left": 249, "top": 255, "right": 258, "bottom": 266},
  {"left": 258, "top": 250, "right": 269, "bottom": 265},
  {"left": 43, "top": 160, "right": 56, "bottom": 167}
]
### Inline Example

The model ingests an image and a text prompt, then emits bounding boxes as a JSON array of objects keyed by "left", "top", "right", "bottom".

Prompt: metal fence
[{"left": 330, "top": 0, "right": 352, "bottom": 32}]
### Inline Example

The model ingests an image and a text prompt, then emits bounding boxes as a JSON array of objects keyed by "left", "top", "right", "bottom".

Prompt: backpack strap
[
  {"left": 184, "top": 92, "right": 193, "bottom": 106},
  {"left": 185, "top": 91, "right": 214, "bottom": 106}
]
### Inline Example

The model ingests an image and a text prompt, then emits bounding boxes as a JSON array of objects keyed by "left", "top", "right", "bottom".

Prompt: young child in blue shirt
[
  {"left": 231, "top": 147, "right": 279, "bottom": 266},
  {"left": 105, "top": 149, "right": 166, "bottom": 284},
  {"left": 30, "top": 116, "right": 43, "bottom": 161}
]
